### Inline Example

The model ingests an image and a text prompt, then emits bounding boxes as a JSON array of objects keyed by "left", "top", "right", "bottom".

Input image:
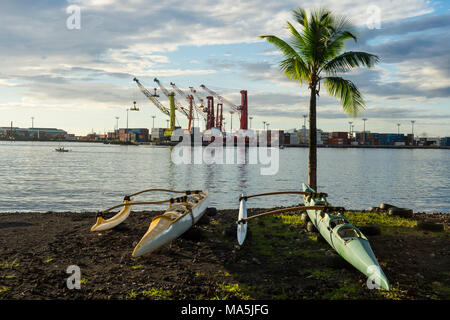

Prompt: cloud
[{"left": 0, "top": 0, "right": 448, "bottom": 135}]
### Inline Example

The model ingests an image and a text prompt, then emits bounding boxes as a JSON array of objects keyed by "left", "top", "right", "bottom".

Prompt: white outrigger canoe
[
  {"left": 133, "top": 191, "right": 210, "bottom": 257},
  {"left": 91, "top": 189, "right": 210, "bottom": 257}
]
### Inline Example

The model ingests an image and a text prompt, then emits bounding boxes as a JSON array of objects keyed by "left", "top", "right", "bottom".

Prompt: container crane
[
  {"left": 190, "top": 87, "right": 212, "bottom": 130},
  {"left": 200, "top": 85, "right": 248, "bottom": 130},
  {"left": 133, "top": 77, "right": 169, "bottom": 116},
  {"left": 133, "top": 77, "right": 174, "bottom": 137},
  {"left": 154, "top": 78, "right": 190, "bottom": 117},
  {"left": 154, "top": 78, "right": 195, "bottom": 131},
  {"left": 170, "top": 82, "right": 207, "bottom": 122}
]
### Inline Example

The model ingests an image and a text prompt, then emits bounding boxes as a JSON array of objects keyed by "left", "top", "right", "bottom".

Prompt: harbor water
[{"left": 0, "top": 141, "right": 448, "bottom": 213}]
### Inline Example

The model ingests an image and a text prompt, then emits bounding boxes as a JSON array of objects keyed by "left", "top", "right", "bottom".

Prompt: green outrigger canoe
[
  {"left": 301, "top": 183, "right": 390, "bottom": 290},
  {"left": 236, "top": 185, "right": 390, "bottom": 291}
]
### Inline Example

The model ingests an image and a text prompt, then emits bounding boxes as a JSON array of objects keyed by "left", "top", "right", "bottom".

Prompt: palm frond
[
  {"left": 324, "top": 77, "right": 365, "bottom": 117},
  {"left": 260, "top": 35, "right": 310, "bottom": 83},
  {"left": 292, "top": 8, "right": 308, "bottom": 28},
  {"left": 322, "top": 51, "right": 379, "bottom": 75}
]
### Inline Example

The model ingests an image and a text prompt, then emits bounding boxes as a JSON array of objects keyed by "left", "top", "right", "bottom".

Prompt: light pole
[
  {"left": 166, "top": 119, "right": 169, "bottom": 128},
  {"left": 230, "top": 111, "right": 234, "bottom": 131},
  {"left": 263, "top": 121, "right": 266, "bottom": 130},
  {"left": 362, "top": 118, "right": 367, "bottom": 145},
  {"left": 397, "top": 123, "right": 401, "bottom": 135},
  {"left": 249, "top": 116, "right": 253, "bottom": 129},
  {"left": 115, "top": 116, "right": 119, "bottom": 139},
  {"left": 266, "top": 123, "right": 270, "bottom": 131},
  {"left": 303, "top": 114, "right": 307, "bottom": 144},
  {"left": 411, "top": 120, "right": 415, "bottom": 145},
  {"left": 31, "top": 117, "right": 34, "bottom": 129},
  {"left": 349, "top": 121, "right": 353, "bottom": 142},
  {"left": 152, "top": 115, "right": 156, "bottom": 129},
  {"left": 126, "top": 109, "right": 129, "bottom": 142}
]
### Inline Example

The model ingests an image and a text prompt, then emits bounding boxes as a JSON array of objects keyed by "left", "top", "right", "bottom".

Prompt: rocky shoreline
[{"left": 0, "top": 209, "right": 448, "bottom": 300}]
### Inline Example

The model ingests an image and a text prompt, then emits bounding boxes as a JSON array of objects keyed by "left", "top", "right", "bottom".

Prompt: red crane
[{"left": 200, "top": 85, "right": 248, "bottom": 130}]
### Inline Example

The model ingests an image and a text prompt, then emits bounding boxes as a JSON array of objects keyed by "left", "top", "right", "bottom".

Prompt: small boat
[
  {"left": 301, "top": 183, "right": 390, "bottom": 290},
  {"left": 55, "top": 146, "right": 70, "bottom": 152},
  {"left": 91, "top": 189, "right": 210, "bottom": 257},
  {"left": 236, "top": 186, "right": 390, "bottom": 291}
]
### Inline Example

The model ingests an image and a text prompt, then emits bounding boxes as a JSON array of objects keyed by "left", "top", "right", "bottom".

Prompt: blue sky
[{"left": 0, "top": 0, "right": 449, "bottom": 136}]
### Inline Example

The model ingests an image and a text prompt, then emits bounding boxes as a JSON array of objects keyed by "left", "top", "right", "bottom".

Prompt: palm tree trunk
[{"left": 308, "top": 85, "right": 317, "bottom": 190}]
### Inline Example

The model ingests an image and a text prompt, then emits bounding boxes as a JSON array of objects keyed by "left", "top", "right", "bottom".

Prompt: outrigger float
[
  {"left": 91, "top": 189, "right": 210, "bottom": 257},
  {"left": 236, "top": 184, "right": 390, "bottom": 290}
]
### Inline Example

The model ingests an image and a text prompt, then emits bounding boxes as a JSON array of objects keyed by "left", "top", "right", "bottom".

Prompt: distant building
[
  {"left": 440, "top": 137, "right": 450, "bottom": 146},
  {"left": 118, "top": 128, "right": 149, "bottom": 142},
  {"left": 297, "top": 127, "right": 324, "bottom": 145},
  {"left": 151, "top": 128, "right": 166, "bottom": 141},
  {"left": 0, "top": 127, "right": 67, "bottom": 139}
]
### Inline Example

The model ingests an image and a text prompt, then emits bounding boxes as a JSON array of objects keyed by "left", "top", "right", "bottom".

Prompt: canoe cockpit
[
  {"left": 329, "top": 216, "right": 350, "bottom": 229},
  {"left": 336, "top": 225, "right": 366, "bottom": 242}
]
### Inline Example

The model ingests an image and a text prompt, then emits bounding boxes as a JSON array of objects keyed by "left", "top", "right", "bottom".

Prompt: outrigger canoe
[
  {"left": 236, "top": 186, "right": 390, "bottom": 290},
  {"left": 301, "top": 183, "right": 390, "bottom": 290},
  {"left": 132, "top": 191, "right": 209, "bottom": 257},
  {"left": 91, "top": 189, "right": 210, "bottom": 257}
]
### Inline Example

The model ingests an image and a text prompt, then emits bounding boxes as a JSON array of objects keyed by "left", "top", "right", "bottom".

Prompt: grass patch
[
  {"left": 131, "top": 265, "right": 144, "bottom": 270},
  {"left": 290, "top": 249, "right": 322, "bottom": 259},
  {"left": 0, "top": 260, "right": 20, "bottom": 269},
  {"left": 322, "top": 281, "right": 362, "bottom": 300},
  {"left": 307, "top": 268, "right": 336, "bottom": 279},
  {"left": 278, "top": 214, "right": 305, "bottom": 226},
  {"left": 0, "top": 286, "right": 9, "bottom": 294},
  {"left": 127, "top": 289, "right": 138, "bottom": 299},
  {"left": 80, "top": 278, "right": 88, "bottom": 284},
  {"left": 376, "top": 286, "right": 406, "bottom": 300},
  {"left": 216, "top": 270, "right": 231, "bottom": 277},
  {"left": 215, "top": 283, "right": 251, "bottom": 300},
  {"left": 4, "top": 274, "right": 16, "bottom": 280},
  {"left": 142, "top": 288, "right": 172, "bottom": 300}
]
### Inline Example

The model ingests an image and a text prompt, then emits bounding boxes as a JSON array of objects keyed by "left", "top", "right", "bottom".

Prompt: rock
[
  {"left": 301, "top": 213, "right": 309, "bottom": 222},
  {"left": 417, "top": 221, "right": 444, "bottom": 232},
  {"left": 388, "top": 207, "right": 413, "bottom": 218},
  {"left": 380, "top": 203, "right": 397, "bottom": 210},
  {"left": 306, "top": 221, "right": 317, "bottom": 233},
  {"left": 205, "top": 207, "right": 217, "bottom": 217},
  {"left": 196, "top": 214, "right": 210, "bottom": 225},
  {"left": 359, "top": 224, "right": 381, "bottom": 236}
]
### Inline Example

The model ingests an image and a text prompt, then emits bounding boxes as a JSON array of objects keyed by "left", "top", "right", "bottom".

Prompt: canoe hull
[
  {"left": 302, "top": 183, "right": 390, "bottom": 290},
  {"left": 132, "top": 193, "right": 210, "bottom": 257}
]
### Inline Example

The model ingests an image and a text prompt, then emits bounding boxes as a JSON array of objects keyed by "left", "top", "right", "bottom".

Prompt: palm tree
[{"left": 261, "top": 8, "right": 379, "bottom": 190}]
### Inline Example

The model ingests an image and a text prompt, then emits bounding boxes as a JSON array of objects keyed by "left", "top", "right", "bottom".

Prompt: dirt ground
[{"left": 0, "top": 208, "right": 448, "bottom": 300}]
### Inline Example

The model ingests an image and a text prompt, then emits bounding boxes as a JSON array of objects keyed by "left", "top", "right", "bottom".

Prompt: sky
[{"left": 0, "top": 0, "right": 449, "bottom": 137}]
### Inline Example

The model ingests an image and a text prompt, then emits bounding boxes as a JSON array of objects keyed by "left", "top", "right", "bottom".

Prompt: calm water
[{"left": 0, "top": 141, "right": 448, "bottom": 213}]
